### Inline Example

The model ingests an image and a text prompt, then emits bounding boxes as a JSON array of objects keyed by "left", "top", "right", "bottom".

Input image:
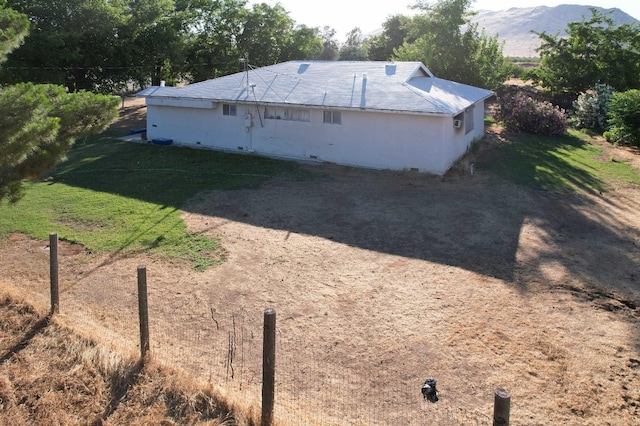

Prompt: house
[{"left": 137, "top": 61, "right": 494, "bottom": 175}]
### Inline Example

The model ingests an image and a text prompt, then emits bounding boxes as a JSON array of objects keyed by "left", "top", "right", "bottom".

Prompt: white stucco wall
[
  {"left": 146, "top": 104, "right": 246, "bottom": 151},
  {"left": 145, "top": 100, "right": 487, "bottom": 175},
  {"left": 440, "top": 101, "right": 487, "bottom": 170}
]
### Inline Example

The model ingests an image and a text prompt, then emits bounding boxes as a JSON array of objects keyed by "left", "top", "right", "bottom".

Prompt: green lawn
[
  {"left": 477, "top": 129, "right": 640, "bottom": 192},
  {"left": 0, "top": 135, "right": 312, "bottom": 270}
]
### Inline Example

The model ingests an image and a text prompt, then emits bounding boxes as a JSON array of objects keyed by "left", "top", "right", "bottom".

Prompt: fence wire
[{"left": 18, "top": 253, "right": 494, "bottom": 425}]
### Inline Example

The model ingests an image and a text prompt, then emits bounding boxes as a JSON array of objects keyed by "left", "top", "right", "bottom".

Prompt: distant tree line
[
  {"left": 3, "top": 0, "right": 639, "bottom": 144},
  {"left": 1, "top": 0, "right": 515, "bottom": 92},
  {"left": 4, "top": 0, "right": 640, "bottom": 94},
  {"left": 0, "top": 0, "right": 326, "bottom": 91}
]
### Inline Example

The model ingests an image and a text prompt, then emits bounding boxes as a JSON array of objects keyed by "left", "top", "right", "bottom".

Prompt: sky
[{"left": 252, "top": 1, "right": 640, "bottom": 41}]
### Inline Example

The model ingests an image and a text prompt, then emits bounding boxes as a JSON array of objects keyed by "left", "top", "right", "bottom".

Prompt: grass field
[
  {"left": 0, "top": 135, "right": 312, "bottom": 270},
  {"left": 478, "top": 129, "right": 640, "bottom": 192}
]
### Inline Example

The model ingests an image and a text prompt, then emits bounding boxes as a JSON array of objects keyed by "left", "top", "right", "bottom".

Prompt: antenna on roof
[{"left": 239, "top": 57, "right": 250, "bottom": 93}]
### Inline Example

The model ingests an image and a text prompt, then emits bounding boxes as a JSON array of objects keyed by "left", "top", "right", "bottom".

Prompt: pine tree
[{"left": 0, "top": 4, "right": 119, "bottom": 203}]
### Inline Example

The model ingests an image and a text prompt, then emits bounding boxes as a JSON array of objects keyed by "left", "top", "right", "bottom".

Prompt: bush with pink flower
[{"left": 496, "top": 92, "right": 568, "bottom": 136}]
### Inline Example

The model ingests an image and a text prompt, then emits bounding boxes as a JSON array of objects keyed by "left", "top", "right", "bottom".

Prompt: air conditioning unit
[{"left": 453, "top": 119, "right": 463, "bottom": 129}]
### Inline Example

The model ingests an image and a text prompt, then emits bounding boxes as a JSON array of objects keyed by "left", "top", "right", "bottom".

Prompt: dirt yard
[{"left": 1, "top": 100, "right": 639, "bottom": 425}]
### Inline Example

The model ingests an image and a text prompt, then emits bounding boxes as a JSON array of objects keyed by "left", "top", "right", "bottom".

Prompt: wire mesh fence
[{"left": 16, "top": 234, "right": 499, "bottom": 425}]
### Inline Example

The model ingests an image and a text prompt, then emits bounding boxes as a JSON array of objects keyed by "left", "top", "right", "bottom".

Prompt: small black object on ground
[{"left": 421, "top": 378, "right": 438, "bottom": 402}]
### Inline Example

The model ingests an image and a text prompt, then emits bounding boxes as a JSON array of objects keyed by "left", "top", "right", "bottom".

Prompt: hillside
[
  {"left": 471, "top": 5, "right": 639, "bottom": 57},
  {"left": 0, "top": 290, "right": 253, "bottom": 425}
]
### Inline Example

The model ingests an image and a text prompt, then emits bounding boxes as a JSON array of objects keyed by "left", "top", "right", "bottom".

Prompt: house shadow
[
  {"left": 184, "top": 161, "right": 638, "bottom": 295},
  {"left": 52, "top": 133, "right": 639, "bottom": 331}
]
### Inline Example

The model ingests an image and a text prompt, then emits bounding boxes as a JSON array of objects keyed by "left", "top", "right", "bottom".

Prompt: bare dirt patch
[
  {"left": 103, "top": 96, "right": 147, "bottom": 137},
  {"left": 177, "top": 162, "right": 640, "bottom": 424},
  {"left": 594, "top": 136, "right": 640, "bottom": 169},
  {"left": 1, "top": 102, "right": 639, "bottom": 424}
]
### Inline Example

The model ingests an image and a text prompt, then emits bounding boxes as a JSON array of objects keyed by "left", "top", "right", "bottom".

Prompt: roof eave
[
  {"left": 144, "top": 94, "right": 456, "bottom": 116},
  {"left": 450, "top": 91, "right": 496, "bottom": 116},
  {"left": 195, "top": 97, "right": 456, "bottom": 116}
]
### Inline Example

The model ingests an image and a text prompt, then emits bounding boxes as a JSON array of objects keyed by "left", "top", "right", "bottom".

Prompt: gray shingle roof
[{"left": 138, "top": 61, "right": 494, "bottom": 116}]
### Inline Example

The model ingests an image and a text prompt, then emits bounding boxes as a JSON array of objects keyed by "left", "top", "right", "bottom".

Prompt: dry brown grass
[{"left": 0, "top": 289, "right": 254, "bottom": 425}]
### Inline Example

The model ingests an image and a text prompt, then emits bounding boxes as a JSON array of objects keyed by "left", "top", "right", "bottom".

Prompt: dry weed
[{"left": 0, "top": 292, "right": 251, "bottom": 425}]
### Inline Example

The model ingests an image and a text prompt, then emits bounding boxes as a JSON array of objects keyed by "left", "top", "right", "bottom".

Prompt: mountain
[{"left": 470, "top": 5, "right": 639, "bottom": 57}]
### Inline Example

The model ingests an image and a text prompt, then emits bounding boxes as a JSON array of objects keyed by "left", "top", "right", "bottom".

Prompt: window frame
[
  {"left": 264, "top": 107, "right": 310, "bottom": 122},
  {"left": 223, "top": 104, "right": 237, "bottom": 116},
  {"left": 464, "top": 105, "right": 474, "bottom": 134},
  {"left": 323, "top": 110, "right": 342, "bottom": 125}
]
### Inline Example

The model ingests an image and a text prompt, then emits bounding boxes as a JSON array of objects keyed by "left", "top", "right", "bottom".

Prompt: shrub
[
  {"left": 496, "top": 92, "right": 568, "bottom": 135},
  {"left": 571, "top": 83, "right": 614, "bottom": 132},
  {"left": 604, "top": 89, "right": 640, "bottom": 147}
]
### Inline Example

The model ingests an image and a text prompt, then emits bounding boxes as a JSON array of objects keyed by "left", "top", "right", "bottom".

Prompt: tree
[
  {"left": 236, "top": 3, "right": 295, "bottom": 66},
  {"left": 0, "top": 4, "right": 29, "bottom": 62},
  {"left": 280, "top": 25, "right": 323, "bottom": 63},
  {"left": 316, "top": 26, "right": 339, "bottom": 60},
  {"left": 0, "top": 5, "right": 119, "bottom": 204},
  {"left": 184, "top": 0, "right": 248, "bottom": 82},
  {"left": 2, "top": 0, "right": 127, "bottom": 92},
  {"left": 2, "top": 0, "right": 324, "bottom": 88},
  {"left": 118, "top": 0, "right": 193, "bottom": 88},
  {"left": 604, "top": 89, "right": 640, "bottom": 146},
  {"left": 185, "top": 0, "right": 322, "bottom": 81},
  {"left": 365, "top": 15, "right": 412, "bottom": 61},
  {"left": 393, "top": 0, "right": 510, "bottom": 90},
  {"left": 1, "top": 0, "right": 198, "bottom": 91},
  {"left": 338, "top": 27, "right": 368, "bottom": 61},
  {"left": 531, "top": 9, "right": 640, "bottom": 96}
]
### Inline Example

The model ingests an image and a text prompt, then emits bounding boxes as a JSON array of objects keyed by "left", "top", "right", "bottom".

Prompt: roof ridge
[
  {"left": 138, "top": 61, "right": 494, "bottom": 116},
  {"left": 401, "top": 81, "right": 450, "bottom": 113}
]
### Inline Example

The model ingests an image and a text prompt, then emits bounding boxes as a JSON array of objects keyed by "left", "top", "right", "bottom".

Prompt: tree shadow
[
  {"left": 479, "top": 131, "right": 609, "bottom": 193},
  {"left": 53, "top": 133, "right": 640, "bottom": 342}
]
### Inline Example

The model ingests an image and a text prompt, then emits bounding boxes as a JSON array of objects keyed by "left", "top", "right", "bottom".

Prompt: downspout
[{"left": 251, "top": 84, "right": 264, "bottom": 128}]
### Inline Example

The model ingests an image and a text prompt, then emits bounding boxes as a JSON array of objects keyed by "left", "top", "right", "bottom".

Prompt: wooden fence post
[
  {"left": 137, "top": 265, "right": 150, "bottom": 362},
  {"left": 49, "top": 232, "right": 59, "bottom": 314},
  {"left": 262, "top": 308, "right": 276, "bottom": 426},
  {"left": 493, "top": 387, "right": 511, "bottom": 426}
]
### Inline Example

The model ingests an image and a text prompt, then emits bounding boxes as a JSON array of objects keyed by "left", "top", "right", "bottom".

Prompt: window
[
  {"left": 323, "top": 110, "right": 341, "bottom": 124},
  {"left": 223, "top": 104, "right": 237, "bottom": 116},
  {"left": 264, "top": 107, "right": 310, "bottom": 122},
  {"left": 464, "top": 105, "right": 474, "bottom": 134}
]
